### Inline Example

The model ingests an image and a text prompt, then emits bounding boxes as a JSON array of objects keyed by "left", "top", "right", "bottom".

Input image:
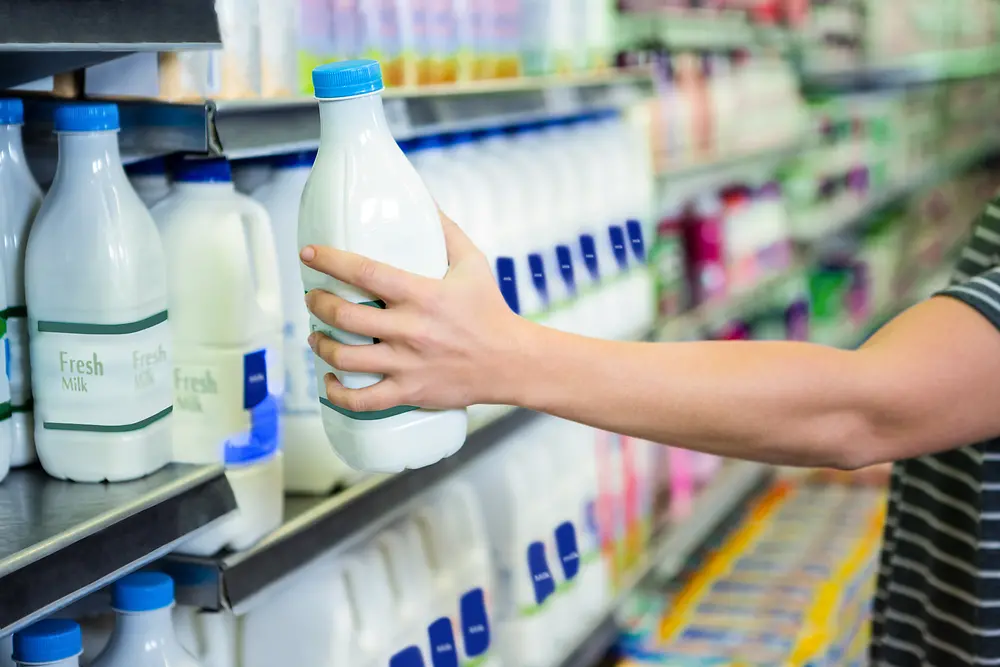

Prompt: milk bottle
[
  {"left": 299, "top": 59, "right": 467, "bottom": 473},
  {"left": 0, "top": 98, "right": 43, "bottom": 468},
  {"left": 12, "top": 619, "right": 82, "bottom": 667},
  {"left": 252, "top": 150, "right": 356, "bottom": 493},
  {"left": 125, "top": 158, "right": 171, "bottom": 208},
  {"left": 26, "top": 103, "right": 172, "bottom": 482}
]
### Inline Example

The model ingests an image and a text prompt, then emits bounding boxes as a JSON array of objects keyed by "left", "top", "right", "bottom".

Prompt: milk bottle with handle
[
  {"left": 26, "top": 103, "right": 173, "bottom": 483},
  {"left": 0, "top": 98, "right": 43, "bottom": 468},
  {"left": 299, "top": 59, "right": 467, "bottom": 473},
  {"left": 252, "top": 150, "right": 356, "bottom": 493}
]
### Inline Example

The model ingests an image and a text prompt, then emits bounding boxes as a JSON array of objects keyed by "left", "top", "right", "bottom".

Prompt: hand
[{"left": 301, "top": 213, "right": 529, "bottom": 413}]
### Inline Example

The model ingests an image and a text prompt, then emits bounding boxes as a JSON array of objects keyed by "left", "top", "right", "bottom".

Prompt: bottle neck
[
  {"left": 0, "top": 123, "right": 26, "bottom": 162},
  {"left": 108, "top": 607, "right": 179, "bottom": 650},
  {"left": 318, "top": 93, "right": 392, "bottom": 147},
  {"left": 173, "top": 180, "right": 236, "bottom": 195},
  {"left": 17, "top": 657, "right": 79, "bottom": 667},
  {"left": 54, "top": 131, "right": 126, "bottom": 184}
]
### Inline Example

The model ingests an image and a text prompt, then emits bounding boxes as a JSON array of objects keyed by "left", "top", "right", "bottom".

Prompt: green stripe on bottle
[
  {"left": 1, "top": 306, "right": 27, "bottom": 319},
  {"left": 37, "top": 310, "right": 168, "bottom": 335},
  {"left": 0, "top": 402, "right": 12, "bottom": 422},
  {"left": 43, "top": 405, "right": 173, "bottom": 432},
  {"left": 12, "top": 399, "right": 32, "bottom": 414},
  {"left": 319, "top": 397, "right": 418, "bottom": 421}
]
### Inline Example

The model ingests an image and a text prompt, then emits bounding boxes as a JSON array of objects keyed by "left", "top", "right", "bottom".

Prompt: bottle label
[
  {"left": 526, "top": 253, "right": 550, "bottom": 306},
  {"left": 31, "top": 311, "right": 172, "bottom": 433},
  {"left": 281, "top": 320, "right": 320, "bottom": 416},
  {"left": 460, "top": 588, "right": 491, "bottom": 657},
  {"left": 554, "top": 521, "right": 581, "bottom": 581},
  {"left": 555, "top": 245, "right": 577, "bottom": 295},
  {"left": 0, "top": 312, "right": 11, "bottom": 423},
  {"left": 527, "top": 541, "right": 556, "bottom": 606},
  {"left": 390, "top": 646, "right": 427, "bottom": 667},
  {"left": 579, "top": 234, "right": 601, "bottom": 282},
  {"left": 428, "top": 617, "right": 459, "bottom": 667},
  {"left": 243, "top": 349, "right": 268, "bottom": 410},
  {"left": 625, "top": 220, "right": 647, "bottom": 263},
  {"left": 496, "top": 256, "right": 522, "bottom": 314},
  {"left": 608, "top": 226, "right": 630, "bottom": 271}
]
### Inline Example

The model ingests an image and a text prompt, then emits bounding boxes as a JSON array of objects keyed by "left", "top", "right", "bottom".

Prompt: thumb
[{"left": 439, "top": 209, "right": 480, "bottom": 265}]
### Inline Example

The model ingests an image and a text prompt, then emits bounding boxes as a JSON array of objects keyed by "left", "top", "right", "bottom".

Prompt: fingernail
[{"left": 300, "top": 246, "right": 316, "bottom": 262}]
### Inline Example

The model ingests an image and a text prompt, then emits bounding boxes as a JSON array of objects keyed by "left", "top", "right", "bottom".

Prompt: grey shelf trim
[
  {"left": 802, "top": 46, "right": 1000, "bottom": 90},
  {"left": 166, "top": 409, "right": 543, "bottom": 610},
  {"left": 0, "top": 463, "right": 234, "bottom": 637}
]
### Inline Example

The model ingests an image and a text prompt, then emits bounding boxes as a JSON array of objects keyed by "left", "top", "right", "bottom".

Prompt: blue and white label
[
  {"left": 555, "top": 245, "right": 577, "bottom": 295},
  {"left": 243, "top": 349, "right": 268, "bottom": 410},
  {"left": 390, "top": 646, "right": 426, "bottom": 667},
  {"left": 579, "top": 234, "right": 601, "bottom": 281},
  {"left": 527, "top": 541, "right": 556, "bottom": 606},
  {"left": 625, "top": 220, "right": 647, "bottom": 263},
  {"left": 554, "top": 521, "right": 581, "bottom": 581},
  {"left": 608, "top": 225, "right": 630, "bottom": 271},
  {"left": 428, "top": 618, "right": 459, "bottom": 667},
  {"left": 495, "top": 256, "right": 521, "bottom": 315},
  {"left": 460, "top": 588, "right": 491, "bottom": 657},
  {"left": 527, "top": 252, "right": 550, "bottom": 306}
]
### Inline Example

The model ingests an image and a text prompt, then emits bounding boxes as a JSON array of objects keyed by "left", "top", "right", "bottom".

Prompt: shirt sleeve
[
  {"left": 949, "top": 195, "right": 1000, "bottom": 285},
  {"left": 938, "top": 267, "right": 1000, "bottom": 332}
]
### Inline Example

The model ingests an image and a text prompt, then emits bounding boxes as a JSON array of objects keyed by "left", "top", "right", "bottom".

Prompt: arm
[{"left": 301, "top": 216, "right": 1000, "bottom": 470}]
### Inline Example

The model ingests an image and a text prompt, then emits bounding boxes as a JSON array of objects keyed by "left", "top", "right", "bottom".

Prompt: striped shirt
[{"left": 871, "top": 197, "right": 1000, "bottom": 666}]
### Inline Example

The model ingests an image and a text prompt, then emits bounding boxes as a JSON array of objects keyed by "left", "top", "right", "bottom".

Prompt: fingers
[
  {"left": 300, "top": 245, "right": 431, "bottom": 303},
  {"left": 439, "top": 211, "right": 480, "bottom": 265},
  {"left": 306, "top": 289, "right": 398, "bottom": 340},
  {"left": 323, "top": 373, "right": 404, "bottom": 414},
  {"left": 309, "top": 332, "right": 395, "bottom": 375}
]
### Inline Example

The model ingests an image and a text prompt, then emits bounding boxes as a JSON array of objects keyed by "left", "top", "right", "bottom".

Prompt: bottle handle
[{"left": 232, "top": 195, "right": 282, "bottom": 316}]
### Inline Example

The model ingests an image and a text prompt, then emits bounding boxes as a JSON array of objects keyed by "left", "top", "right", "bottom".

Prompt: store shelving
[
  {"left": 0, "top": 0, "right": 221, "bottom": 89},
  {"left": 656, "top": 136, "right": 811, "bottom": 184},
  {"left": 803, "top": 45, "right": 1000, "bottom": 90},
  {"left": 0, "top": 464, "right": 234, "bottom": 637},
  {"left": 553, "top": 460, "right": 773, "bottom": 667}
]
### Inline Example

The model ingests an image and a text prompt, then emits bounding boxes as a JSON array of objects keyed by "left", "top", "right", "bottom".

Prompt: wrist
[{"left": 481, "top": 313, "right": 551, "bottom": 408}]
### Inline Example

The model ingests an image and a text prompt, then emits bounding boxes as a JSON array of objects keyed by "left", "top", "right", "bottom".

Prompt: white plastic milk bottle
[
  {"left": 92, "top": 572, "right": 202, "bottom": 667},
  {"left": 12, "top": 619, "right": 83, "bottom": 667},
  {"left": 125, "top": 158, "right": 171, "bottom": 208},
  {"left": 252, "top": 150, "right": 356, "bottom": 494},
  {"left": 299, "top": 59, "right": 467, "bottom": 473},
  {"left": 0, "top": 98, "right": 43, "bottom": 469},
  {"left": 26, "top": 103, "right": 173, "bottom": 482}
]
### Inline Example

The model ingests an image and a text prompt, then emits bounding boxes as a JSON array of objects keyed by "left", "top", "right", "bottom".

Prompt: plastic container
[
  {"left": 26, "top": 103, "right": 173, "bottom": 483},
  {"left": 231, "top": 157, "right": 273, "bottom": 195},
  {"left": 91, "top": 572, "right": 201, "bottom": 667},
  {"left": 12, "top": 619, "right": 82, "bottom": 667},
  {"left": 252, "top": 150, "right": 356, "bottom": 494},
  {"left": 299, "top": 60, "right": 467, "bottom": 473},
  {"left": 0, "top": 98, "right": 43, "bottom": 469},
  {"left": 125, "top": 158, "right": 171, "bottom": 208}
]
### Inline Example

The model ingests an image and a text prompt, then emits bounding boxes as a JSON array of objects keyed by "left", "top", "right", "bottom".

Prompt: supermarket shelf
[
  {"left": 619, "top": 8, "right": 792, "bottom": 52},
  {"left": 26, "top": 68, "right": 653, "bottom": 161},
  {"left": 0, "top": 0, "right": 221, "bottom": 89},
  {"left": 553, "top": 461, "right": 774, "bottom": 667},
  {"left": 166, "top": 408, "right": 541, "bottom": 611},
  {"left": 803, "top": 45, "right": 1000, "bottom": 90},
  {"left": 0, "top": 464, "right": 234, "bottom": 637}
]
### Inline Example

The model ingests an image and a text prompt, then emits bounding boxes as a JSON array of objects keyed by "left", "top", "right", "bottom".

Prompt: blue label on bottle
[
  {"left": 579, "top": 234, "right": 600, "bottom": 281},
  {"left": 625, "top": 219, "right": 647, "bottom": 263},
  {"left": 555, "top": 245, "right": 577, "bottom": 295},
  {"left": 4, "top": 337, "right": 9, "bottom": 379},
  {"left": 527, "top": 252, "right": 550, "bottom": 306},
  {"left": 243, "top": 349, "right": 268, "bottom": 410},
  {"left": 554, "top": 521, "right": 581, "bottom": 581},
  {"left": 390, "top": 646, "right": 426, "bottom": 667},
  {"left": 495, "top": 256, "right": 521, "bottom": 315},
  {"left": 585, "top": 499, "right": 599, "bottom": 543},
  {"left": 609, "top": 226, "right": 629, "bottom": 271},
  {"left": 428, "top": 618, "right": 459, "bottom": 667},
  {"left": 460, "top": 588, "right": 491, "bottom": 657},
  {"left": 527, "top": 541, "right": 556, "bottom": 606}
]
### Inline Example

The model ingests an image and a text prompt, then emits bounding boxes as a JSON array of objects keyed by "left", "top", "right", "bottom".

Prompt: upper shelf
[
  {"left": 0, "top": 463, "right": 234, "bottom": 637},
  {"left": 0, "top": 0, "right": 221, "bottom": 89},
  {"left": 802, "top": 46, "right": 1000, "bottom": 90}
]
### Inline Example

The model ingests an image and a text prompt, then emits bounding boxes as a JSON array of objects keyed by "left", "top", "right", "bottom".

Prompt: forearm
[{"left": 497, "top": 323, "right": 879, "bottom": 469}]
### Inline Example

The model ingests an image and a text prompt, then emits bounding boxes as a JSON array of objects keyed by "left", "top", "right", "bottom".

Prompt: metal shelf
[
  {"left": 803, "top": 46, "right": 1000, "bottom": 90},
  {"left": 0, "top": 464, "right": 234, "bottom": 637},
  {"left": 552, "top": 461, "right": 773, "bottom": 667}
]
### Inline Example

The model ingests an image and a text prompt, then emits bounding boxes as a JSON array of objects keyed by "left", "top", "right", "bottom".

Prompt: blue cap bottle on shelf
[
  {"left": 54, "top": 103, "right": 119, "bottom": 133},
  {"left": 173, "top": 156, "right": 233, "bottom": 184},
  {"left": 312, "top": 59, "right": 385, "bottom": 99},
  {"left": 13, "top": 619, "right": 82, "bottom": 666},
  {"left": 0, "top": 99, "right": 24, "bottom": 126},
  {"left": 111, "top": 571, "right": 175, "bottom": 612}
]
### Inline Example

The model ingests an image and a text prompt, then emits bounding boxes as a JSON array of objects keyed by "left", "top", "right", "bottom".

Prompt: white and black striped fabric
[{"left": 871, "top": 198, "right": 1000, "bottom": 666}]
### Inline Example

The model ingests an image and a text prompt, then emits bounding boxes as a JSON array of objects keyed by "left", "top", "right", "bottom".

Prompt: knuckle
[
  {"left": 329, "top": 344, "right": 350, "bottom": 370},
  {"left": 345, "top": 394, "right": 369, "bottom": 413},
  {"left": 357, "top": 258, "right": 379, "bottom": 285}
]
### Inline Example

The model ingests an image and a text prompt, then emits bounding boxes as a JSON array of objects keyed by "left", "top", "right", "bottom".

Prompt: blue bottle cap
[
  {"left": 0, "top": 99, "right": 24, "bottom": 125},
  {"left": 13, "top": 619, "right": 82, "bottom": 664},
  {"left": 54, "top": 103, "right": 119, "bottom": 132},
  {"left": 312, "top": 60, "right": 384, "bottom": 99},
  {"left": 414, "top": 135, "right": 446, "bottom": 151},
  {"left": 112, "top": 571, "right": 175, "bottom": 612},
  {"left": 125, "top": 157, "right": 167, "bottom": 177},
  {"left": 269, "top": 150, "right": 317, "bottom": 170},
  {"left": 174, "top": 156, "right": 233, "bottom": 183},
  {"left": 449, "top": 132, "right": 475, "bottom": 147}
]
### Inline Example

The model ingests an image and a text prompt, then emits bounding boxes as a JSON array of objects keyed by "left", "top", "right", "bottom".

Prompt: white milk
[
  {"left": 340, "top": 544, "right": 409, "bottom": 665},
  {"left": 26, "top": 103, "right": 172, "bottom": 482},
  {"left": 91, "top": 573, "right": 201, "bottom": 667},
  {"left": 299, "top": 59, "right": 467, "bottom": 473},
  {"left": 125, "top": 158, "right": 171, "bottom": 208},
  {"left": 12, "top": 619, "right": 82, "bottom": 667},
  {"left": 0, "top": 99, "right": 42, "bottom": 468},
  {"left": 252, "top": 150, "right": 357, "bottom": 494},
  {"left": 154, "top": 157, "right": 283, "bottom": 555}
]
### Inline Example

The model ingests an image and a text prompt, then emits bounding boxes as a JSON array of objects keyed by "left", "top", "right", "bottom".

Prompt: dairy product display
[
  {"left": 299, "top": 59, "right": 468, "bottom": 473},
  {"left": 26, "top": 103, "right": 173, "bottom": 483},
  {"left": 12, "top": 620, "right": 82, "bottom": 667},
  {"left": 125, "top": 158, "right": 171, "bottom": 208},
  {"left": 0, "top": 98, "right": 42, "bottom": 470}
]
